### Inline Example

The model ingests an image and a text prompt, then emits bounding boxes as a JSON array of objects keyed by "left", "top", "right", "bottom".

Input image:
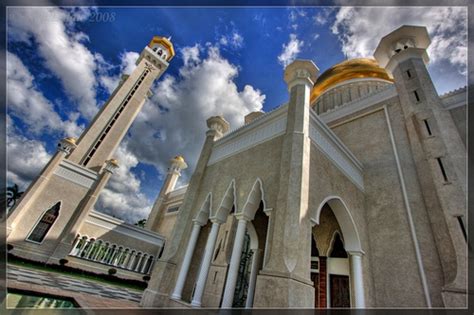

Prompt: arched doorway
[{"left": 311, "top": 197, "right": 365, "bottom": 308}]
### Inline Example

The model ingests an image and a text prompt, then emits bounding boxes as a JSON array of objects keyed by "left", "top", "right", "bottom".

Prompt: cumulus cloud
[
  {"left": 278, "top": 34, "right": 304, "bottom": 68},
  {"left": 125, "top": 44, "right": 265, "bottom": 182},
  {"left": 96, "top": 143, "right": 152, "bottom": 223},
  {"left": 99, "top": 51, "right": 140, "bottom": 94},
  {"left": 8, "top": 7, "right": 101, "bottom": 118},
  {"left": 7, "top": 124, "right": 51, "bottom": 190},
  {"left": 219, "top": 31, "right": 244, "bottom": 49},
  {"left": 7, "top": 52, "right": 84, "bottom": 137},
  {"left": 331, "top": 7, "right": 467, "bottom": 74}
]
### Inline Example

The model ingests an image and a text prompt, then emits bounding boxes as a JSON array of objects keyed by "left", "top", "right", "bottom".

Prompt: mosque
[{"left": 6, "top": 25, "right": 467, "bottom": 308}]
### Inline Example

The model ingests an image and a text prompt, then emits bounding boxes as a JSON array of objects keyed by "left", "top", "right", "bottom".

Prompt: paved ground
[{"left": 7, "top": 264, "right": 142, "bottom": 308}]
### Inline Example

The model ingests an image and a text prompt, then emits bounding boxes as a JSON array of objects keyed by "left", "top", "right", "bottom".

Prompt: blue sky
[{"left": 6, "top": 6, "right": 467, "bottom": 223}]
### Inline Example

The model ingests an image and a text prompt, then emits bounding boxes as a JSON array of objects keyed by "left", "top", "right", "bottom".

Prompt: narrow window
[
  {"left": 423, "top": 119, "right": 432, "bottom": 136},
  {"left": 213, "top": 271, "right": 218, "bottom": 284},
  {"left": 436, "top": 157, "right": 448, "bottom": 182},
  {"left": 406, "top": 69, "right": 412, "bottom": 78},
  {"left": 83, "top": 157, "right": 91, "bottom": 166},
  {"left": 456, "top": 216, "right": 467, "bottom": 242},
  {"left": 414, "top": 90, "right": 420, "bottom": 102},
  {"left": 27, "top": 202, "right": 60, "bottom": 243}
]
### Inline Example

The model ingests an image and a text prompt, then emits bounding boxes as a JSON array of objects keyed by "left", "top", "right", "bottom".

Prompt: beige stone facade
[
  {"left": 142, "top": 26, "right": 467, "bottom": 309},
  {"left": 6, "top": 26, "right": 467, "bottom": 309}
]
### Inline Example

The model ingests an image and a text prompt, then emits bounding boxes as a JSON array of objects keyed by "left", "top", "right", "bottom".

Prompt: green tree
[
  {"left": 7, "top": 184, "right": 24, "bottom": 209},
  {"left": 135, "top": 218, "right": 147, "bottom": 228}
]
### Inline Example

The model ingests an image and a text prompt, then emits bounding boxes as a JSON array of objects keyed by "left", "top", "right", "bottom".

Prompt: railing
[{"left": 68, "top": 235, "right": 155, "bottom": 274}]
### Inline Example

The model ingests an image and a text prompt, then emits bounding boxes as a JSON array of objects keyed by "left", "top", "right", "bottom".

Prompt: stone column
[
  {"left": 221, "top": 217, "right": 249, "bottom": 308},
  {"left": 77, "top": 239, "right": 89, "bottom": 257},
  {"left": 141, "top": 255, "right": 150, "bottom": 273},
  {"left": 127, "top": 252, "right": 137, "bottom": 270},
  {"left": 246, "top": 248, "right": 263, "bottom": 308},
  {"left": 253, "top": 60, "right": 319, "bottom": 308},
  {"left": 92, "top": 244, "right": 102, "bottom": 261},
  {"left": 191, "top": 220, "right": 222, "bottom": 307},
  {"left": 349, "top": 252, "right": 365, "bottom": 308},
  {"left": 171, "top": 222, "right": 202, "bottom": 300},
  {"left": 120, "top": 251, "right": 130, "bottom": 268},
  {"left": 69, "top": 236, "right": 82, "bottom": 256},
  {"left": 101, "top": 246, "right": 111, "bottom": 263},
  {"left": 135, "top": 254, "right": 144, "bottom": 272}
]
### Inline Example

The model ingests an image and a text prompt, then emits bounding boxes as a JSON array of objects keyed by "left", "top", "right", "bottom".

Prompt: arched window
[{"left": 27, "top": 202, "right": 60, "bottom": 243}]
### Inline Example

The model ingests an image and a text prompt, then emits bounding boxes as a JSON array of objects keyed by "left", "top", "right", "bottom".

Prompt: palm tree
[
  {"left": 135, "top": 218, "right": 147, "bottom": 228},
  {"left": 7, "top": 184, "right": 24, "bottom": 209}
]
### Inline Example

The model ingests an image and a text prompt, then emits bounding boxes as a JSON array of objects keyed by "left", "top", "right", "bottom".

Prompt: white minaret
[
  {"left": 7, "top": 36, "right": 176, "bottom": 264},
  {"left": 146, "top": 155, "right": 188, "bottom": 231}
]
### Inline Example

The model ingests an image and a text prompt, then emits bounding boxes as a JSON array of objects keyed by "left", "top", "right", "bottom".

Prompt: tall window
[{"left": 27, "top": 202, "right": 60, "bottom": 243}]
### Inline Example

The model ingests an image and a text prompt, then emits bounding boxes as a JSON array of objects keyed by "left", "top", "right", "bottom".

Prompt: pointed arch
[
  {"left": 193, "top": 192, "right": 212, "bottom": 226},
  {"left": 312, "top": 196, "right": 363, "bottom": 253},
  {"left": 239, "top": 178, "right": 268, "bottom": 221},
  {"left": 26, "top": 201, "right": 61, "bottom": 243},
  {"left": 213, "top": 179, "right": 236, "bottom": 223}
]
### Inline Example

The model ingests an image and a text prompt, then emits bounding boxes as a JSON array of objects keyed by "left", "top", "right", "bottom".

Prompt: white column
[
  {"left": 245, "top": 249, "right": 262, "bottom": 308},
  {"left": 127, "top": 253, "right": 137, "bottom": 270},
  {"left": 221, "top": 217, "right": 248, "bottom": 308},
  {"left": 191, "top": 220, "right": 222, "bottom": 307},
  {"left": 69, "top": 236, "right": 82, "bottom": 256},
  {"left": 171, "top": 222, "right": 202, "bottom": 300},
  {"left": 134, "top": 254, "right": 144, "bottom": 272},
  {"left": 114, "top": 249, "right": 124, "bottom": 266},
  {"left": 92, "top": 243, "right": 103, "bottom": 261},
  {"left": 78, "top": 240, "right": 90, "bottom": 257},
  {"left": 101, "top": 246, "right": 111, "bottom": 263},
  {"left": 349, "top": 252, "right": 365, "bottom": 308},
  {"left": 107, "top": 247, "right": 117, "bottom": 264},
  {"left": 121, "top": 251, "right": 131, "bottom": 268},
  {"left": 140, "top": 255, "right": 149, "bottom": 273},
  {"left": 87, "top": 241, "right": 97, "bottom": 259}
]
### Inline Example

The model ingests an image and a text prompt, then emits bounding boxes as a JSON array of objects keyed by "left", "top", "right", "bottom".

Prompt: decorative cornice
[
  {"left": 320, "top": 84, "right": 398, "bottom": 124},
  {"left": 54, "top": 160, "right": 99, "bottom": 189},
  {"left": 86, "top": 210, "right": 165, "bottom": 246}
]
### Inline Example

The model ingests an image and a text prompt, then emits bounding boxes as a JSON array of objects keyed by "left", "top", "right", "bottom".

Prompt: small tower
[
  {"left": 146, "top": 155, "right": 188, "bottom": 231},
  {"left": 375, "top": 25, "right": 467, "bottom": 307},
  {"left": 7, "top": 36, "right": 175, "bottom": 264}
]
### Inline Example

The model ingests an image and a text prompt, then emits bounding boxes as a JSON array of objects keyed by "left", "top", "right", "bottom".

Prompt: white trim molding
[
  {"left": 84, "top": 211, "right": 165, "bottom": 247},
  {"left": 320, "top": 85, "right": 398, "bottom": 125},
  {"left": 309, "top": 110, "right": 365, "bottom": 191},
  {"left": 207, "top": 105, "right": 288, "bottom": 165},
  {"left": 53, "top": 159, "right": 99, "bottom": 189}
]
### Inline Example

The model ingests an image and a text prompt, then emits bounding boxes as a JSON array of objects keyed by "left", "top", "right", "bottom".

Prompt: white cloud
[
  {"left": 331, "top": 7, "right": 467, "bottom": 74},
  {"left": 219, "top": 31, "right": 244, "bottom": 49},
  {"left": 8, "top": 7, "right": 101, "bottom": 119},
  {"left": 314, "top": 8, "right": 332, "bottom": 26},
  {"left": 125, "top": 44, "right": 265, "bottom": 183},
  {"left": 7, "top": 126, "right": 51, "bottom": 190},
  {"left": 99, "top": 51, "right": 140, "bottom": 94},
  {"left": 181, "top": 44, "right": 201, "bottom": 66},
  {"left": 96, "top": 143, "right": 151, "bottom": 224},
  {"left": 278, "top": 34, "right": 304, "bottom": 68},
  {"left": 7, "top": 51, "right": 84, "bottom": 137}
]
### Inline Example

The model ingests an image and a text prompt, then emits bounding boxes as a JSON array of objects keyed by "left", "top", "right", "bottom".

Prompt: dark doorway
[{"left": 330, "top": 274, "right": 350, "bottom": 307}]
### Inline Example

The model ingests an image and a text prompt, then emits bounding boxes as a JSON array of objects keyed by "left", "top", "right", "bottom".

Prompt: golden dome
[
  {"left": 63, "top": 137, "right": 76, "bottom": 144},
  {"left": 148, "top": 36, "right": 175, "bottom": 61},
  {"left": 174, "top": 155, "right": 185, "bottom": 162},
  {"left": 310, "top": 58, "right": 394, "bottom": 104},
  {"left": 108, "top": 159, "right": 119, "bottom": 167}
]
